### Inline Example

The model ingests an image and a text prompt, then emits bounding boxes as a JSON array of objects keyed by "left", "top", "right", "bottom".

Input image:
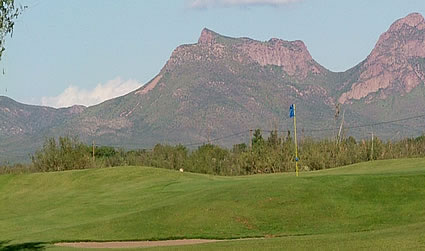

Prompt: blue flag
[{"left": 289, "top": 104, "right": 295, "bottom": 118}]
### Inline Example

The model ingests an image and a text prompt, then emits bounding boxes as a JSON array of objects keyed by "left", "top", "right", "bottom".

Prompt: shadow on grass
[{"left": 0, "top": 240, "right": 46, "bottom": 251}]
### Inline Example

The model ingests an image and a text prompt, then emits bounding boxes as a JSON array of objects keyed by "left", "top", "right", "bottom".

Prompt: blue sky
[{"left": 0, "top": 0, "right": 424, "bottom": 107}]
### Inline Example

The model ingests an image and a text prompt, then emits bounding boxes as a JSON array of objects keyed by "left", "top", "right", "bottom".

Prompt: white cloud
[
  {"left": 41, "top": 77, "right": 142, "bottom": 108},
  {"left": 189, "top": 0, "right": 302, "bottom": 8}
]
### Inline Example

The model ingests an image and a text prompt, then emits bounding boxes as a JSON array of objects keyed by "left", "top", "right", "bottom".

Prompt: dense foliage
[
  {"left": 31, "top": 136, "right": 94, "bottom": 171},
  {"left": 0, "top": 0, "right": 24, "bottom": 60},
  {"left": 10, "top": 131, "right": 424, "bottom": 175}
]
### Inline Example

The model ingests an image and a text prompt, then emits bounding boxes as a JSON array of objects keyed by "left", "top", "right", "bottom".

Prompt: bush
[
  {"left": 26, "top": 132, "right": 425, "bottom": 176},
  {"left": 32, "top": 136, "right": 94, "bottom": 172}
]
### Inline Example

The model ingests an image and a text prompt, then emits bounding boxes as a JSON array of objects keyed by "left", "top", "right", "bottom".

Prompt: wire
[
  {"left": 263, "top": 113, "right": 425, "bottom": 133},
  {"left": 345, "top": 113, "right": 425, "bottom": 129},
  {"left": 182, "top": 130, "right": 248, "bottom": 147},
  {"left": 95, "top": 113, "right": 425, "bottom": 150}
]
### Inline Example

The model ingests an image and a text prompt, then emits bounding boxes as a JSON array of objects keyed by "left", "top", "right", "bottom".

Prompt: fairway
[{"left": 0, "top": 158, "right": 424, "bottom": 250}]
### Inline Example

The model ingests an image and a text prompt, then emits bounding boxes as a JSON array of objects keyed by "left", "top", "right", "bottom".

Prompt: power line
[
  {"left": 93, "top": 113, "right": 425, "bottom": 150},
  {"left": 182, "top": 130, "right": 248, "bottom": 147},
  {"left": 113, "top": 130, "right": 249, "bottom": 151},
  {"left": 264, "top": 113, "right": 425, "bottom": 133},
  {"left": 345, "top": 113, "right": 425, "bottom": 130},
  {"left": 170, "top": 113, "right": 425, "bottom": 148}
]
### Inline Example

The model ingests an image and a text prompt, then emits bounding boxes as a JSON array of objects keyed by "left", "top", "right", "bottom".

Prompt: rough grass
[{"left": 0, "top": 158, "right": 424, "bottom": 250}]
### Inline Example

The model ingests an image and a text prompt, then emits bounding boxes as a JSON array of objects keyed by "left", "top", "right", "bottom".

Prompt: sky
[{"left": 0, "top": 0, "right": 424, "bottom": 108}]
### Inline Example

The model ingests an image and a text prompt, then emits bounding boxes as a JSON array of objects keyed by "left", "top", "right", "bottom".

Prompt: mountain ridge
[{"left": 1, "top": 12, "right": 425, "bottom": 162}]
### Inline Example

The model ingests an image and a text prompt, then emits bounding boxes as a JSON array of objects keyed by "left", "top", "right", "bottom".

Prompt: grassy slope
[{"left": 0, "top": 158, "right": 424, "bottom": 250}]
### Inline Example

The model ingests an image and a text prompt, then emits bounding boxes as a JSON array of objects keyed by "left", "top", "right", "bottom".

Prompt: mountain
[
  {"left": 339, "top": 13, "right": 425, "bottom": 104},
  {"left": 0, "top": 96, "right": 86, "bottom": 162},
  {"left": 63, "top": 28, "right": 340, "bottom": 147},
  {"left": 336, "top": 13, "right": 425, "bottom": 132},
  {"left": 1, "top": 13, "right": 425, "bottom": 162}
]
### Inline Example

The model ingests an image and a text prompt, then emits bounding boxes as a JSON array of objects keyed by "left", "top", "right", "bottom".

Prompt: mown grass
[
  {"left": 0, "top": 158, "right": 424, "bottom": 250},
  {"left": 48, "top": 222, "right": 425, "bottom": 251}
]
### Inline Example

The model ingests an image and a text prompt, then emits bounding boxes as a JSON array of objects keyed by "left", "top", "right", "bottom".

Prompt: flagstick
[{"left": 294, "top": 104, "right": 299, "bottom": 177}]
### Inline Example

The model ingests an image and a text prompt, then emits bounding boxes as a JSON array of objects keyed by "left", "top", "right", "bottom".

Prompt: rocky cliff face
[
  {"left": 163, "top": 28, "right": 327, "bottom": 82},
  {"left": 162, "top": 29, "right": 226, "bottom": 73},
  {"left": 237, "top": 37, "right": 325, "bottom": 80},
  {"left": 339, "top": 13, "right": 425, "bottom": 104}
]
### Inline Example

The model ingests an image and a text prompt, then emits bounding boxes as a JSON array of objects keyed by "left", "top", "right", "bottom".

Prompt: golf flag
[
  {"left": 289, "top": 104, "right": 295, "bottom": 118},
  {"left": 289, "top": 103, "right": 299, "bottom": 177}
]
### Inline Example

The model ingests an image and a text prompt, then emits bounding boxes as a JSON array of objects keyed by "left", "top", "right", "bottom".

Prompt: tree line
[{"left": 2, "top": 130, "right": 424, "bottom": 175}]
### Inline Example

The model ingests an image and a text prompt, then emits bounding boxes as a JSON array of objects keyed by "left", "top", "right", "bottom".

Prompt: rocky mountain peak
[
  {"left": 338, "top": 12, "right": 425, "bottom": 104},
  {"left": 388, "top": 12, "right": 425, "bottom": 32},
  {"left": 373, "top": 13, "right": 425, "bottom": 54},
  {"left": 166, "top": 28, "right": 325, "bottom": 81},
  {"left": 267, "top": 37, "right": 306, "bottom": 49},
  {"left": 198, "top": 28, "right": 218, "bottom": 44}
]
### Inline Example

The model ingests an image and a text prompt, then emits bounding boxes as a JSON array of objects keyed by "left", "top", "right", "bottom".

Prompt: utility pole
[
  {"left": 334, "top": 104, "right": 340, "bottom": 143},
  {"left": 371, "top": 131, "right": 374, "bottom": 161},
  {"left": 337, "top": 110, "right": 345, "bottom": 144},
  {"left": 280, "top": 129, "right": 284, "bottom": 146},
  {"left": 92, "top": 140, "right": 95, "bottom": 162},
  {"left": 249, "top": 129, "right": 253, "bottom": 150}
]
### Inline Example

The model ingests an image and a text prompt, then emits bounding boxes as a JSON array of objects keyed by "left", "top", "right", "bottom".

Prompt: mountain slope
[
  {"left": 55, "top": 28, "right": 340, "bottom": 149},
  {"left": 1, "top": 13, "right": 425, "bottom": 162},
  {"left": 336, "top": 13, "right": 425, "bottom": 132},
  {"left": 0, "top": 96, "right": 85, "bottom": 162}
]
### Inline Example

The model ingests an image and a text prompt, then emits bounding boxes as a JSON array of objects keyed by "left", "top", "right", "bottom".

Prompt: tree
[
  {"left": 252, "top": 129, "right": 264, "bottom": 148},
  {"left": 32, "top": 136, "right": 94, "bottom": 172},
  {"left": 0, "top": 0, "right": 25, "bottom": 61}
]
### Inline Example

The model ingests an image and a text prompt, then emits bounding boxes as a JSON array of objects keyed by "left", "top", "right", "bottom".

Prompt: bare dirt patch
[
  {"left": 55, "top": 239, "right": 223, "bottom": 248},
  {"left": 135, "top": 74, "right": 162, "bottom": 95}
]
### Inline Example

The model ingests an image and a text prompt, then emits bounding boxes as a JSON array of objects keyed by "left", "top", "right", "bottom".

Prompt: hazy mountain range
[{"left": 1, "top": 12, "right": 425, "bottom": 162}]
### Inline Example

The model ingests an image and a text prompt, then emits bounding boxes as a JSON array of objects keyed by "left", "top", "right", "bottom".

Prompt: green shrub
[
  {"left": 32, "top": 136, "right": 94, "bottom": 172},
  {"left": 26, "top": 132, "right": 425, "bottom": 176}
]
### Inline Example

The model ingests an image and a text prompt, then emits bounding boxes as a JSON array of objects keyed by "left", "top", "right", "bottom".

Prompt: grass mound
[{"left": 0, "top": 158, "right": 424, "bottom": 249}]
